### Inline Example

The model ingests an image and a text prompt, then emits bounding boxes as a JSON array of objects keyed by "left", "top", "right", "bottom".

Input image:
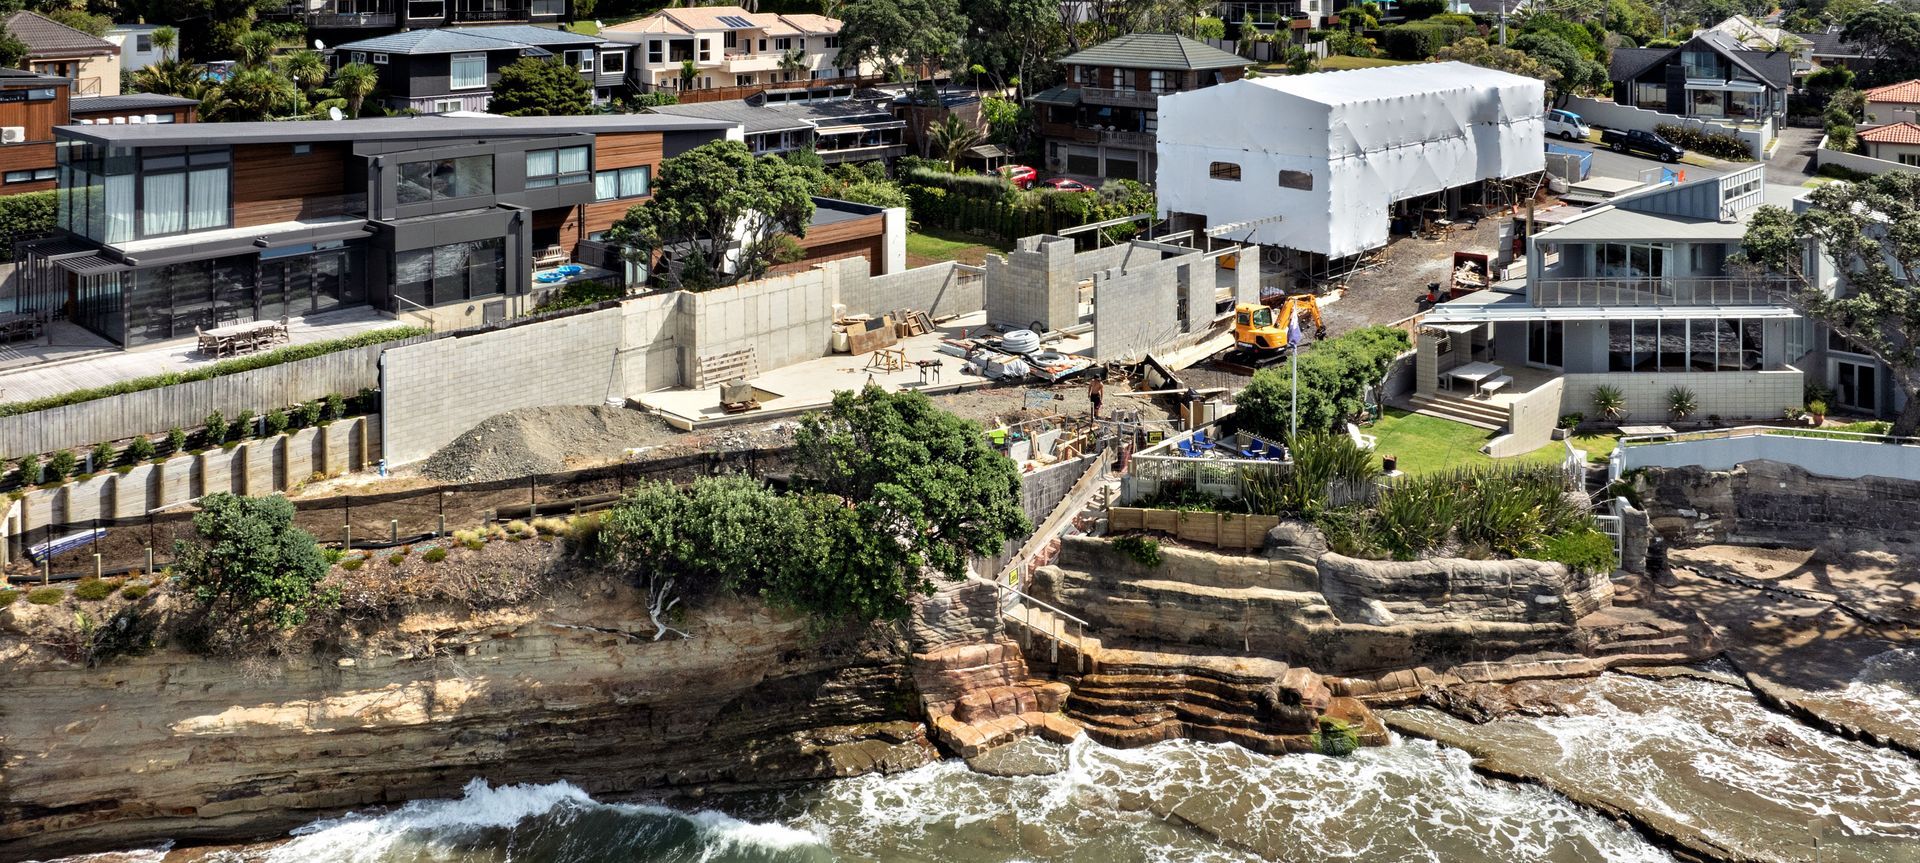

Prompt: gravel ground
[
  {"left": 1318, "top": 217, "right": 1506, "bottom": 338},
  {"left": 419, "top": 405, "right": 685, "bottom": 482}
]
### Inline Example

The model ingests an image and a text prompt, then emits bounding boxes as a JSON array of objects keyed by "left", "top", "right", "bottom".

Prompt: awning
[
  {"left": 1424, "top": 299, "right": 1802, "bottom": 325},
  {"left": 814, "top": 120, "right": 905, "bottom": 134},
  {"left": 967, "top": 143, "right": 1008, "bottom": 159},
  {"left": 1685, "top": 78, "right": 1768, "bottom": 93},
  {"left": 55, "top": 253, "right": 130, "bottom": 277},
  {"left": 1029, "top": 85, "right": 1080, "bottom": 107}
]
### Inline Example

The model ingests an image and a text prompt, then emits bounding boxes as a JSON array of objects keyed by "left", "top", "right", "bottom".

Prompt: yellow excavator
[{"left": 1231, "top": 294, "right": 1327, "bottom": 362}]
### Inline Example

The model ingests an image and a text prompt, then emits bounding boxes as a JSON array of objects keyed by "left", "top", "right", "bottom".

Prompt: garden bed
[{"left": 1107, "top": 507, "right": 1281, "bottom": 549}]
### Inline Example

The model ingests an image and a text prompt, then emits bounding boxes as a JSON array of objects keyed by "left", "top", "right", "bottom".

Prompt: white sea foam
[{"left": 1839, "top": 646, "right": 1920, "bottom": 730}]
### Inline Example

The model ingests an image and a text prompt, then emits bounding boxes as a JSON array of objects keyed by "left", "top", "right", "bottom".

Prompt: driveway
[
  {"left": 1551, "top": 137, "right": 1725, "bottom": 183},
  {"left": 1767, "top": 126, "right": 1823, "bottom": 185}
]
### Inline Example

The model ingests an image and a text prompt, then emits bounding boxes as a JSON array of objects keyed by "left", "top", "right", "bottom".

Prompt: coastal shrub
[
  {"left": 174, "top": 493, "right": 331, "bottom": 643},
  {"left": 1558, "top": 412, "right": 1583, "bottom": 430},
  {"left": 120, "top": 583, "right": 151, "bottom": 600},
  {"left": 0, "top": 327, "right": 426, "bottom": 419},
  {"left": 1112, "top": 534, "right": 1163, "bottom": 568},
  {"left": 231, "top": 410, "right": 255, "bottom": 443},
  {"left": 1539, "top": 528, "right": 1616, "bottom": 574},
  {"left": 14, "top": 453, "right": 39, "bottom": 487},
  {"left": 386, "top": 551, "right": 406, "bottom": 566},
  {"left": 1590, "top": 385, "right": 1626, "bottom": 421},
  {"left": 1666, "top": 386, "right": 1698, "bottom": 421},
  {"left": 504, "top": 519, "right": 532, "bottom": 539},
  {"left": 265, "top": 409, "right": 289, "bottom": 437},
  {"left": 340, "top": 557, "right": 364, "bottom": 571},
  {"left": 325, "top": 393, "right": 347, "bottom": 421},
  {"left": 167, "top": 426, "right": 188, "bottom": 457},
  {"left": 0, "top": 588, "right": 17, "bottom": 606},
  {"left": 46, "top": 449, "right": 77, "bottom": 482},
  {"left": 298, "top": 400, "right": 325, "bottom": 428},
  {"left": 1381, "top": 21, "right": 1464, "bottom": 59},
  {"left": 1654, "top": 123, "right": 1752, "bottom": 161},
  {"left": 26, "top": 587, "right": 64, "bottom": 605},
  {"left": 1362, "top": 464, "right": 1586, "bottom": 561},
  {"left": 73, "top": 577, "right": 114, "bottom": 601},
  {"left": 537, "top": 279, "right": 623, "bottom": 313},
  {"left": 422, "top": 546, "right": 448, "bottom": 563},
  {"left": 1277, "top": 432, "right": 1380, "bottom": 516},
  {"left": 1234, "top": 326, "right": 1410, "bottom": 441},
  {"left": 1312, "top": 716, "right": 1361, "bottom": 756},
  {"left": 0, "top": 190, "right": 55, "bottom": 262},
  {"left": 203, "top": 411, "right": 229, "bottom": 447},
  {"left": 89, "top": 442, "right": 116, "bottom": 472},
  {"left": 126, "top": 435, "right": 157, "bottom": 463}
]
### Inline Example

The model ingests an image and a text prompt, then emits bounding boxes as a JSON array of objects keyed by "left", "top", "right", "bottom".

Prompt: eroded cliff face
[{"left": 0, "top": 570, "right": 934, "bottom": 860}]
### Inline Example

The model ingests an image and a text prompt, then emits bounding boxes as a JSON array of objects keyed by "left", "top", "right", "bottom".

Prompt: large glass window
[
  {"left": 450, "top": 52, "right": 487, "bottom": 89},
  {"left": 397, "top": 155, "right": 493, "bottom": 203},
  {"left": 594, "top": 165, "right": 650, "bottom": 200},
  {"left": 133, "top": 147, "right": 230, "bottom": 238},
  {"left": 1691, "top": 89, "right": 1725, "bottom": 118},
  {"left": 1608, "top": 319, "right": 1765, "bottom": 373},
  {"left": 394, "top": 238, "right": 505, "bottom": 307},
  {"left": 1634, "top": 81, "right": 1667, "bottom": 110},
  {"left": 1594, "top": 242, "right": 1667, "bottom": 279},
  {"left": 1527, "top": 320, "right": 1564, "bottom": 369},
  {"left": 526, "top": 145, "right": 590, "bottom": 188},
  {"left": 1682, "top": 50, "right": 1720, "bottom": 80}
]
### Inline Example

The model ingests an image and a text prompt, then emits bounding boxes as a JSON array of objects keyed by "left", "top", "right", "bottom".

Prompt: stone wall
[
  {"left": 1639, "top": 459, "right": 1920, "bottom": 546},
  {"left": 1317, "top": 552, "right": 1612, "bottom": 627}
]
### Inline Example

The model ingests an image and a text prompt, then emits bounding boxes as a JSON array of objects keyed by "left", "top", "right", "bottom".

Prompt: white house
[
  {"left": 1153, "top": 61, "right": 1545, "bottom": 261},
  {"left": 104, "top": 23, "right": 165, "bottom": 73},
  {"left": 600, "top": 5, "right": 871, "bottom": 95}
]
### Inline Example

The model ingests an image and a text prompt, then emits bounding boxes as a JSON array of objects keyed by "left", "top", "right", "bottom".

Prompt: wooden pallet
[{"left": 695, "top": 348, "right": 757, "bottom": 389}]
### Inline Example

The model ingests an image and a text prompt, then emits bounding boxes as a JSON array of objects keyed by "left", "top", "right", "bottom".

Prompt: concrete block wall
[
  {"left": 837, "top": 261, "right": 984, "bottom": 320},
  {"left": 985, "top": 235, "right": 1079, "bottom": 331},
  {"left": 380, "top": 307, "right": 626, "bottom": 466},
  {"left": 1560, "top": 369, "right": 1803, "bottom": 423},
  {"left": 1177, "top": 259, "right": 1208, "bottom": 335},
  {"left": 1072, "top": 242, "right": 1141, "bottom": 281},
  {"left": 1092, "top": 258, "right": 1181, "bottom": 361},
  {"left": 682, "top": 262, "right": 839, "bottom": 380},
  {"left": 618, "top": 292, "right": 684, "bottom": 395},
  {"left": 14, "top": 417, "right": 375, "bottom": 532}
]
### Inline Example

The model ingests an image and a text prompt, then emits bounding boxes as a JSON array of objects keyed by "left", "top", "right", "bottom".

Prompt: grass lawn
[
  {"left": 1366, "top": 409, "right": 1618, "bottom": 474},
  {"left": 1317, "top": 56, "right": 1414, "bottom": 70},
  {"left": 905, "top": 228, "right": 1013, "bottom": 267},
  {"left": 568, "top": 19, "right": 598, "bottom": 34}
]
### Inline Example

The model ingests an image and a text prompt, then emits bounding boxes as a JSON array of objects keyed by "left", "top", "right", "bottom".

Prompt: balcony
[
  {"left": 1079, "top": 87, "right": 1163, "bottom": 109},
  {"left": 451, "top": 3, "right": 528, "bottom": 21},
  {"left": 282, "top": 0, "right": 397, "bottom": 25},
  {"left": 1528, "top": 276, "right": 1798, "bottom": 307},
  {"left": 1099, "top": 128, "right": 1155, "bottom": 148}
]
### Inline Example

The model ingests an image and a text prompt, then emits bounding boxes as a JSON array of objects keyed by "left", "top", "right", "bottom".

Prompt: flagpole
[{"left": 1288, "top": 309, "right": 1299, "bottom": 438}]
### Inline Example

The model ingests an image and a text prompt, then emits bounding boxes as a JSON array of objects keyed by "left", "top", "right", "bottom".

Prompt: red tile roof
[
  {"left": 1863, "top": 80, "right": 1920, "bottom": 103},
  {"left": 1859, "top": 122, "right": 1920, "bottom": 145}
]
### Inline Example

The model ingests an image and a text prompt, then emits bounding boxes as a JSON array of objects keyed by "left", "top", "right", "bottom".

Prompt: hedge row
[
  {"left": 0, "top": 190, "right": 55, "bottom": 262},
  {"left": 1381, "top": 21, "right": 1468, "bottom": 60},
  {"left": 0, "top": 326, "right": 428, "bottom": 418},
  {"left": 900, "top": 166, "right": 1013, "bottom": 200},
  {"left": 1654, "top": 123, "right": 1753, "bottom": 161}
]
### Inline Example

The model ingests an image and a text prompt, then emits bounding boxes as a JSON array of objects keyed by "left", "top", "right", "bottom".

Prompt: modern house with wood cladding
[
  {"left": 332, "top": 25, "right": 622, "bottom": 113},
  {"left": 0, "top": 68, "right": 197, "bottom": 195},
  {"left": 20, "top": 113, "right": 738, "bottom": 347},
  {"left": 1028, "top": 33, "right": 1249, "bottom": 184},
  {"left": 266, "top": 0, "right": 570, "bottom": 41}
]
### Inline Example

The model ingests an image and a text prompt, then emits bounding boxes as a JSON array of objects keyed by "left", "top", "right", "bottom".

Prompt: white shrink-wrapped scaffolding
[{"left": 1155, "top": 61, "right": 1545, "bottom": 259}]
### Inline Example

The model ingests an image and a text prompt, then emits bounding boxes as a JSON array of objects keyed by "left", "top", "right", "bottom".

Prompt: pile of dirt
[{"left": 419, "top": 405, "right": 679, "bottom": 482}]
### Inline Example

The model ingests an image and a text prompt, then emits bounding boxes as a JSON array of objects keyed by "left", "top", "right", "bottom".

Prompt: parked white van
[{"left": 1545, "top": 109, "right": 1590, "bottom": 141}]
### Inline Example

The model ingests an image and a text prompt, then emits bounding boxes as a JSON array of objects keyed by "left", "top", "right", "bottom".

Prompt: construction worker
[{"left": 1087, "top": 377, "right": 1105, "bottom": 419}]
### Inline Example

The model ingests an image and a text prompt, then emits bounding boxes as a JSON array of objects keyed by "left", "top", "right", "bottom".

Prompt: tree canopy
[
  {"left": 1234, "top": 327, "right": 1411, "bottom": 440},
  {"left": 1435, "top": 37, "right": 1561, "bottom": 86},
  {"left": 607, "top": 139, "right": 816, "bottom": 291},
  {"left": 488, "top": 57, "right": 593, "bottom": 117},
  {"left": 1841, "top": 3, "right": 1920, "bottom": 85},
  {"left": 173, "top": 493, "right": 331, "bottom": 647},
  {"left": 1742, "top": 173, "right": 1920, "bottom": 434},
  {"left": 838, "top": 0, "right": 965, "bottom": 81}
]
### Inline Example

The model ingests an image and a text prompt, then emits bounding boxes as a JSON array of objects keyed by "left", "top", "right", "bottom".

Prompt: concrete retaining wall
[
  {"left": 837, "top": 261, "right": 983, "bottom": 319},
  {"left": 1623, "top": 432, "right": 1920, "bottom": 481},
  {"left": 0, "top": 339, "right": 409, "bottom": 460},
  {"left": 18, "top": 416, "right": 377, "bottom": 530},
  {"left": 1810, "top": 136, "right": 1917, "bottom": 177},
  {"left": 1563, "top": 96, "right": 1769, "bottom": 160},
  {"left": 1561, "top": 368, "right": 1802, "bottom": 423},
  {"left": 1488, "top": 377, "right": 1565, "bottom": 458}
]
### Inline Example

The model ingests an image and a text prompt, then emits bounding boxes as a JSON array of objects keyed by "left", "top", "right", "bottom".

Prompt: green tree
[
  {"left": 1842, "top": 3, "right": 1920, "bottom": 85},
  {"left": 928, "top": 114, "right": 984, "bottom": 171},
  {"left": 277, "top": 48, "right": 326, "bottom": 97},
  {"left": 173, "top": 493, "right": 330, "bottom": 641},
  {"left": 980, "top": 94, "right": 1030, "bottom": 148},
  {"left": 151, "top": 25, "right": 177, "bottom": 61},
  {"left": 1436, "top": 37, "right": 1561, "bottom": 88},
  {"left": 790, "top": 385, "right": 1030, "bottom": 612},
  {"left": 678, "top": 57, "right": 697, "bottom": 90},
  {"left": 838, "top": 0, "right": 966, "bottom": 84},
  {"left": 1234, "top": 326, "right": 1410, "bottom": 439},
  {"left": 47, "top": 8, "right": 111, "bottom": 37},
  {"left": 236, "top": 29, "right": 276, "bottom": 67},
  {"left": 1742, "top": 173, "right": 1920, "bottom": 435},
  {"left": 777, "top": 46, "right": 808, "bottom": 82},
  {"left": 487, "top": 57, "right": 592, "bottom": 116},
  {"left": 961, "top": 0, "right": 1055, "bottom": 94},
  {"left": 131, "top": 57, "right": 206, "bottom": 99},
  {"left": 330, "top": 61, "right": 379, "bottom": 117},
  {"left": 0, "top": 24, "right": 26, "bottom": 69},
  {"left": 204, "top": 64, "right": 298, "bottom": 121},
  {"left": 1399, "top": 0, "right": 1445, "bottom": 19},
  {"left": 1512, "top": 31, "right": 1604, "bottom": 101},
  {"left": 607, "top": 139, "right": 817, "bottom": 291}
]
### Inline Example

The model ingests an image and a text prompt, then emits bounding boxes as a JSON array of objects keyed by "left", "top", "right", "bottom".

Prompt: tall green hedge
[
  {"left": 1381, "top": 21, "right": 1465, "bottom": 59},
  {"left": 0, "top": 190, "right": 55, "bottom": 262},
  {"left": 0, "top": 326, "right": 427, "bottom": 418},
  {"left": 1233, "top": 325, "right": 1411, "bottom": 439}
]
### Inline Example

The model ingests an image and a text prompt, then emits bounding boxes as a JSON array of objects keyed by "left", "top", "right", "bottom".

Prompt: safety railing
[
  {"left": 1528, "top": 276, "right": 1796, "bottom": 307},
  {"left": 981, "top": 572, "right": 1092, "bottom": 673}
]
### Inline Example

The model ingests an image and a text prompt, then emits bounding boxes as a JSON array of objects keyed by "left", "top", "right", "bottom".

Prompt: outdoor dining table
[
  {"left": 1445, "top": 361, "right": 1503, "bottom": 393},
  {"left": 0, "top": 312, "right": 40, "bottom": 342},
  {"left": 199, "top": 320, "right": 287, "bottom": 357}
]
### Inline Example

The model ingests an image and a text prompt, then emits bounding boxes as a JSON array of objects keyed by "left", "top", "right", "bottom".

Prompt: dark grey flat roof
[
  {"left": 57, "top": 113, "right": 739, "bottom": 146},
  {"left": 69, "top": 93, "right": 201, "bottom": 113}
]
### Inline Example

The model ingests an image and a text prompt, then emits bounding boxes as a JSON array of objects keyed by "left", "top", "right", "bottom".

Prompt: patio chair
[
  {"left": 1240, "top": 440, "right": 1267, "bottom": 459},
  {"left": 1346, "top": 422, "right": 1378, "bottom": 451}
]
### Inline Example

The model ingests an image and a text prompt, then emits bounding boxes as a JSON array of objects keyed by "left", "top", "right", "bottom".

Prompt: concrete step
[
  {"left": 1407, "top": 394, "right": 1508, "bottom": 430},
  {"left": 1410, "top": 389, "right": 1510, "bottom": 419}
]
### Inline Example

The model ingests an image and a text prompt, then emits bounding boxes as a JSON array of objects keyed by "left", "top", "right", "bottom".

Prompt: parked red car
[
  {"left": 1040, "top": 177, "right": 1093, "bottom": 192},
  {"left": 1000, "top": 165, "right": 1037, "bottom": 189}
]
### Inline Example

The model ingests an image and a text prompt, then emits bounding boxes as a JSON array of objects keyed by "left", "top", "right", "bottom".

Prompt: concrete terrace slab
[
  {"left": 0, "top": 306, "right": 396, "bottom": 405},
  {"left": 637, "top": 310, "right": 1096, "bottom": 428}
]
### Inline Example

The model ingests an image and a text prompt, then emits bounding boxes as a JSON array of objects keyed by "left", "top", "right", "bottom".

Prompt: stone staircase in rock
[
  {"left": 909, "top": 577, "right": 1084, "bottom": 759},
  {"left": 1000, "top": 600, "right": 1387, "bottom": 754},
  {"left": 1407, "top": 389, "right": 1509, "bottom": 431}
]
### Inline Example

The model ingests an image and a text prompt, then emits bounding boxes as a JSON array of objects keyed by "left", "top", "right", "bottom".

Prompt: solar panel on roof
[{"left": 717, "top": 15, "right": 753, "bottom": 27}]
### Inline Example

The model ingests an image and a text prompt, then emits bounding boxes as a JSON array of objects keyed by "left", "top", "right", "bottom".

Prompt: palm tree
[
  {"left": 278, "top": 49, "right": 326, "bottom": 96},
  {"left": 929, "top": 115, "right": 984, "bottom": 172},
  {"left": 236, "top": 30, "right": 276, "bottom": 68},
  {"left": 205, "top": 64, "right": 298, "bottom": 121},
  {"left": 150, "top": 25, "right": 176, "bottom": 61},
  {"left": 777, "top": 47, "right": 807, "bottom": 83},
  {"left": 331, "top": 61, "right": 379, "bottom": 118},
  {"left": 678, "top": 58, "right": 697, "bottom": 91},
  {"left": 130, "top": 56, "right": 205, "bottom": 99}
]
